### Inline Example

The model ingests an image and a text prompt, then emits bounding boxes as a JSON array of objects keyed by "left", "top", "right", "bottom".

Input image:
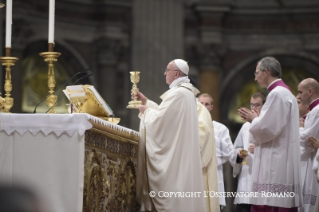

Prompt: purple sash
[
  {"left": 309, "top": 98, "right": 319, "bottom": 111},
  {"left": 268, "top": 79, "right": 292, "bottom": 93}
]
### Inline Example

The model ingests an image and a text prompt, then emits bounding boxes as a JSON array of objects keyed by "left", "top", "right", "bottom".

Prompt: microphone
[
  {"left": 33, "top": 68, "right": 90, "bottom": 113},
  {"left": 45, "top": 73, "right": 93, "bottom": 114}
]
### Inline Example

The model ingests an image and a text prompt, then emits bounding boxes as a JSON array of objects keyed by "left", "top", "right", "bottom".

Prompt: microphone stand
[
  {"left": 45, "top": 73, "right": 93, "bottom": 114},
  {"left": 33, "top": 68, "right": 90, "bottom": 113}
]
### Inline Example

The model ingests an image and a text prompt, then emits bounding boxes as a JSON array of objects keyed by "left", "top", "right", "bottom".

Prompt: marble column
[
  {"left": 200, "top": 70, "right": 220, "bottom": 121},
  {"left": 130, "top": 0, "right": 184, "bottom": 130}
]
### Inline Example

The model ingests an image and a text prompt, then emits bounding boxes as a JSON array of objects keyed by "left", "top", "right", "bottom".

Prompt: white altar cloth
[{"left": 0, "top": 113, "right": 93, "bottom": 212}]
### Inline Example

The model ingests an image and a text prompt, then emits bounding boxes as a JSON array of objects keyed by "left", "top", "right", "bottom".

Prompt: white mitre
[{"left": 174, "top": 59, "right": 189, "bottom": 75}]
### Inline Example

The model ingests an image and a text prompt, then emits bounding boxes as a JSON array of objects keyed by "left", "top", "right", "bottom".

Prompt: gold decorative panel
[{"left": 83, "top": 130, "right": 139, "bottom": 212}]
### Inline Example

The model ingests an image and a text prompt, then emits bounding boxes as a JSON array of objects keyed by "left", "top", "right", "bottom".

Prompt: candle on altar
[
  {"left": 48, "top": 0, "right": 55, "bottom": 44},
  {"left": 5, "top": 0, "right": 12, "bottom": 48}
]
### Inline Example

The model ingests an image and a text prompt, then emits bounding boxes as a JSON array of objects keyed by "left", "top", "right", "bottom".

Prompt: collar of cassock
[
  {"left": 161, "top": 77, "right": 199, "bottom": 100},
  {"left": 267, "top": 79, "right": 292, "bottom": 93},
  {"left": 169, "top": 76, "right": 190, "bottom": 89},
  {"left": 309, "top": 98, "right": 319, "bottom": 111}
]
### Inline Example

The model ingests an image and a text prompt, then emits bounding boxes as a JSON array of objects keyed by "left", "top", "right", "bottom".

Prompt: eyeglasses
[
  {"left": 254, "top": 71, "right": 261, "bottom": 77},
  {"left": 250, "top": 103, "right": 261, "bottom": 108}
]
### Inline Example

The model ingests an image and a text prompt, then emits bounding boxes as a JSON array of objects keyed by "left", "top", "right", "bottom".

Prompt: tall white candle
[
  {"left": 5, "top": 0, "right": 12, "bottom": 48},
  {"left": 48, "top": 0, "right": 55, "bottom": 43}
]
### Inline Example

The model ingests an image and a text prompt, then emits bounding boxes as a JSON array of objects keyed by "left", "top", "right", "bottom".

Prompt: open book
[{"left": 63, "top": 85, "right": 114, "bottom": 117}]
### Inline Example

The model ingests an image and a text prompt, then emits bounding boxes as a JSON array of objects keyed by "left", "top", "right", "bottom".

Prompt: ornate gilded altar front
[{"left": 84, "top": 118, "right": 140, "bottom": 212}]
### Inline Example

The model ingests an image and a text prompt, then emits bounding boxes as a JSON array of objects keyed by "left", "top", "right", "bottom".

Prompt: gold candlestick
[
  {"left": 0, "top": 95, "right": 4, "bottom": 111},
  {"left": 0, "top": 48, "right": 18, "bottom": 113},
  {"left": 127, "top": 71, "right": 142, "bottom": 109},
  {"left": 39, "top": 43, "right": 61, "bottom": 114}
]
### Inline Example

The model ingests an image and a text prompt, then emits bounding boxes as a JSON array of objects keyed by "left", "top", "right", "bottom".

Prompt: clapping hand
[{"left": 238, "top": 107, "right": 259, "bottom": 123}]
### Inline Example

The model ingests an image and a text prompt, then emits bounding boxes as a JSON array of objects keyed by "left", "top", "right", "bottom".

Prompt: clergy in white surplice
[
  {"left": 229, "top": 92, "right": 266, "bottom": 212},
  {"left": 198, "top": 93, "right": 234, "bottom": 208},
  {"left": 238, "top": 57, "right": 302, "bottom": 212},
  {"left": 197, "top": 102, "right": 220, "bottom": 212},
  {"left": 297, "top": 78, "right": 319, "bottom": 212},
  {"left": 311, "top": 145, "right": 319, "bottom": 211},
  {"left": 213, "top": 121, "right": 233, "bottom": 206},
  {"left": 135, "top": 59, "right": 205, "bottom": 212}
]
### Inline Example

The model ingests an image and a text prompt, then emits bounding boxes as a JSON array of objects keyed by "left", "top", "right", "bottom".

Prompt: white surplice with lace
[{"left": 249, "top": 86, "right": 302, "bottom": 208}]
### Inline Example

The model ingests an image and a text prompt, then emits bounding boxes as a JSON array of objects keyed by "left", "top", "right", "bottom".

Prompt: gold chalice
[
  {"left": 240, "top": 149, "right": 248, "bottom": 165},
  {"left": 127, "top": 71, "right": 142, "bottom": 109}
]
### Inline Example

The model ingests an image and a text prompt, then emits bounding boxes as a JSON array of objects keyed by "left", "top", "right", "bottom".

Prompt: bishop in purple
[{"left": 238, "top": 57, "right": 302, "bottom": 212}]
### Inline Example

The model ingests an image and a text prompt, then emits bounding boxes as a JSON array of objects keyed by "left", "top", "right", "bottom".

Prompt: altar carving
[{"left": 83, "top": 117, "right": 139, "bottom": 212}]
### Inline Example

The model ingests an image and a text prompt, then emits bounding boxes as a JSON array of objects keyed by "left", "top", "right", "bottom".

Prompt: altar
[{"left": 0, "top": 113, "right": 139, "bottom": 212}]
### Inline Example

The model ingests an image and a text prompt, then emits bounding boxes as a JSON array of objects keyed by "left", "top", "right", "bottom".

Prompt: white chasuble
[
  {"left": 249, "top": 86, "right": 302, "bottom": 208},
  {"left": 299, "top": 103, "right": 319, "bottom": 212},
  {"left": 137, "top": 82, "right": 205, "bottom": 212},
  {"left": 229, "top": 122, "right": 254, "bottom": 204},
  {"left": 197, "top": 102, "right": 220, "bottom": 212}
]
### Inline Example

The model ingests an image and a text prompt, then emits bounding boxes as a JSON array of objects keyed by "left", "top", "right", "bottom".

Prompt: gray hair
[{"left": 257, "top": 57, "right": 282, "bottom": 78}]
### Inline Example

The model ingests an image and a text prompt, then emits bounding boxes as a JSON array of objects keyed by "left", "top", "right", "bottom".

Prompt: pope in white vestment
[
  {"left": 197, "top": 102, "right": 220, "bottom": 212},
  {"left": 238, "top": 57, "right": 302, "bottom": 211},
  {"left": 136, "top": 59, "right": 205, "bottom": 212}
]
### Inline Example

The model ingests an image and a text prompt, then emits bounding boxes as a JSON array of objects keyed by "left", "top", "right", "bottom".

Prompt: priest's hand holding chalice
[
  {"left": 238, "top": 148, "right": 248, "bottom": 165},
  {"left": 131, "top": 90, "right": 149, "bottom": 114}
]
